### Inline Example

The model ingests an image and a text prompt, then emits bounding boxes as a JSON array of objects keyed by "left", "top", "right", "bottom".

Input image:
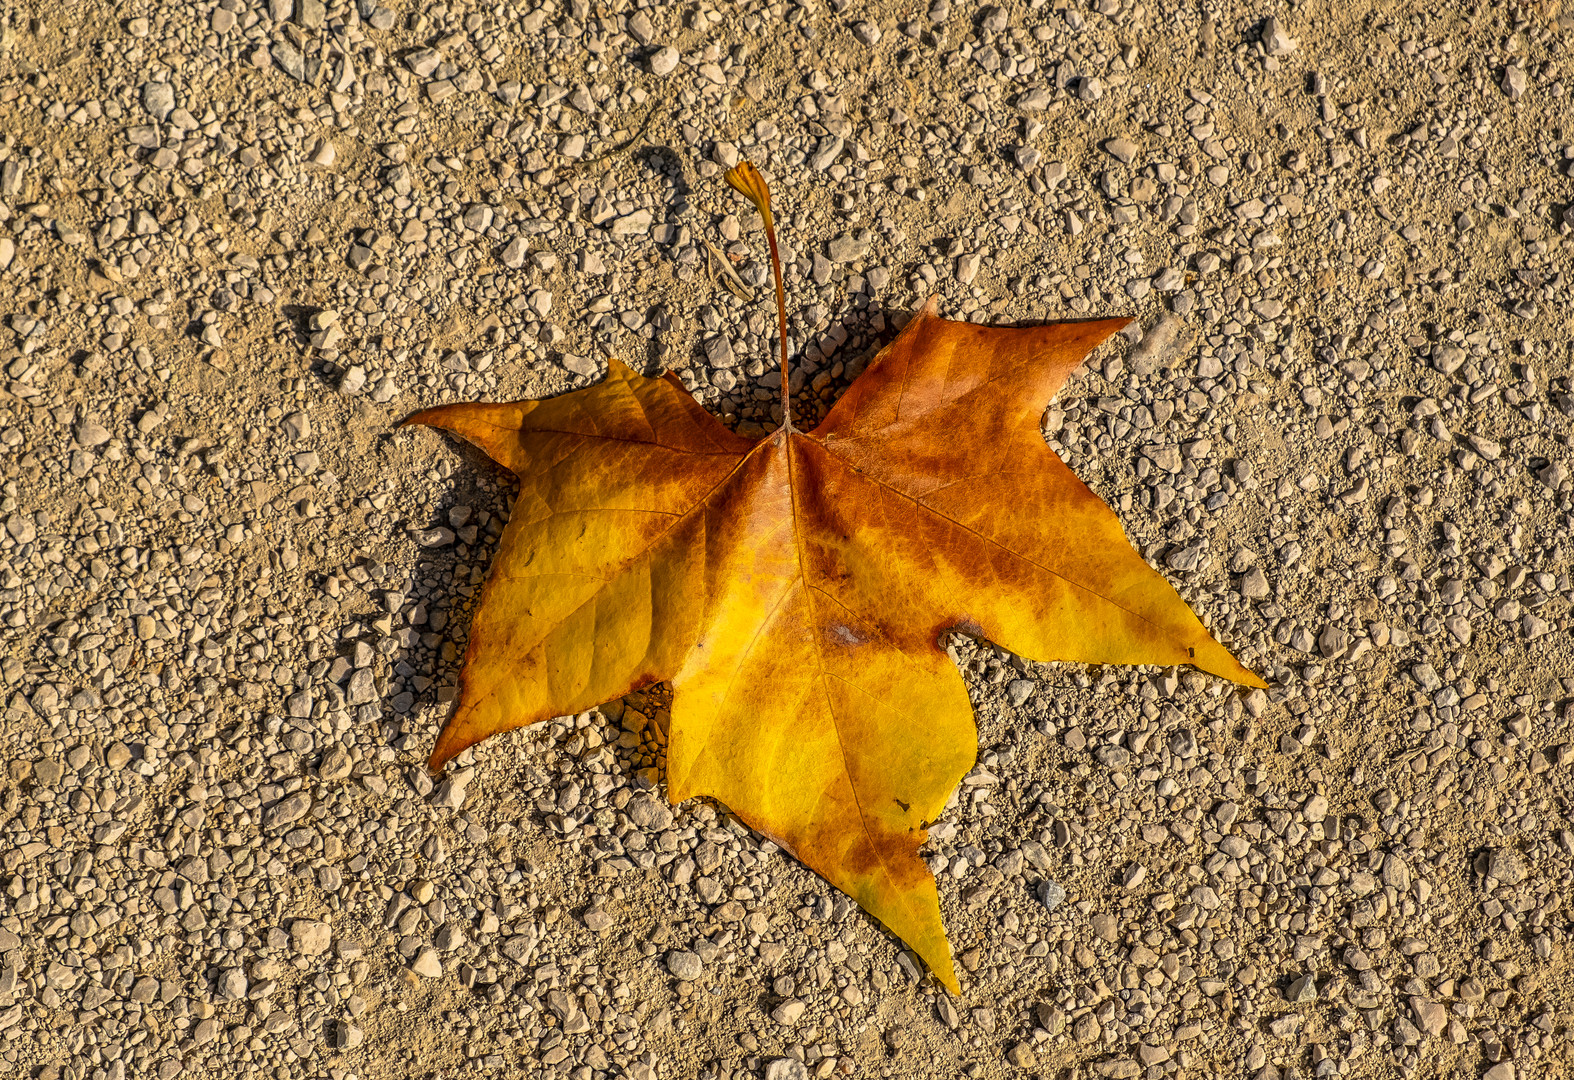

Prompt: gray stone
[
  {"left": 1141, "top": 444, "right": 1183, "bottom": 472},
  {"left": 546, "top": 989, "right": 578, "bottom": 1022},
  {"left": 266, "top": 793, "right": 311, "bottom": 829},
  {"left": 272, "top": 42, "right": 308, "bottom": 82},
  {"left": 1240, "top": 567, "right": 1270, "bottom": 599},
  {"left": 1262, "top": 15, "right": 1296, "bottom": 56},
  {"left": 665, "top": 950, "right": 703, "bottom": 981},
  {"left": 562, "top": 353, "right": 598, "bottom": 378},
  {"left": 1018, "top": 87, "right": 1053, "bottom": 110},
  {"left": 1105, "top": 138, "right": 1138, "bottom": 164},
  {"left": 431, "top": 775, "right": 468, "bottom": 809},
  {"left": 628, "top": 794, "right": 674, "bottom": 831},
  {"left": 1006, "top": 679, "right": 1035, "bottom": 707},
  {"left": 346, "top": 667, "right": 380, "bottom": 704},
  {"left": 74, "top": 418, "right": 111, "bottom": 447},
  {"left": 142, "top": 82, "right": 176, "bottom": 122},
  {"left": 764, "top": 1059, "right": 809, "bottom": 1080},
  {"left": 1302, "top": 794, "right": 1329, "bottom": 823},
  {"left": 1382, "top": 852, "right": 1411, "bottom": 891},
  {"left": 404, "top": 48, "right": 443, "bottom": 78},
  {"left": 649, "top": 46, "right": 680, "bottom": 77},
  {"left": 296, "top": 0, "right": 325, "bottom": 28},
  {"left": 318, "top": 747, "right": 353, "bottom": 783},
  {"left": 770, "top": 999, "right": 806, "bottom": 1025},
  {"left": 1316, "top": 625, "right": 1349, "bottom": 658},
  {"left": 1487, "top": 848, "right": 1526, "bottom": 886},
  {"left": 217, "top": 968, "right": 248, "bottom": 1001},
  {"left": 1502, "top": 65, "right": 1527, "bottom": 100},
  {"left": 609, "top": 209, "right": 654, "bottom": 237},
  {"left": 1432, "top": 344, "right": 1465, "bottom": 374},
  {"left": 1037, "top": 880, "right": 1066, "bottom": 912},
  {"left": 704, "top": 335, "right": 735, "bottom": 368},
  {"left": 808, "top": 136, "right": 845, "bottom": 172},
  {"left": 1409, "top": 996, "right": 1447, "bottom": 1037},
  {"left": 827, "top": 231, "right": 870, "bottom": 264}
]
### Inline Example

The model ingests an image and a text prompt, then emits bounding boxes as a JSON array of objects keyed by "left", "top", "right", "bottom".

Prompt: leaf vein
[
  {"left": 813, "top": 440, "right": 1168, "bottom": 634},
  {"left": 785, "top": 439, "right": 901, "bottom": 893}
]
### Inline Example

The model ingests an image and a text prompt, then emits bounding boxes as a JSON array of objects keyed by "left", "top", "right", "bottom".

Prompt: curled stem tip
[
  {"left": 724, "top": 160, "right": 792, "bottom": 430},
  {"left": 724, "top": 161, "right": 774, "bottom": 230}
]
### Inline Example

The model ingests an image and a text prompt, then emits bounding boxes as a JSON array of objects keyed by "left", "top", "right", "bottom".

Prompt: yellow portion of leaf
[
  {"left": 401, "top": 359, "right": 752, "bottom": 766},
  {"left": 663, "top": 436, "right": 974, "bottom": 991}
]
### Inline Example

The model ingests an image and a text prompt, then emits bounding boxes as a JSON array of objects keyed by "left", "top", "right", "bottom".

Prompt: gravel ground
[{"left": 2, "top": 0, "right": 1574, "bottom": 1078}]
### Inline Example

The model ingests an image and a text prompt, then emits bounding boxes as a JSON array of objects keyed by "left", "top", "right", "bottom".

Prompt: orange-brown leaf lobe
[{"left": 405, "top": 299, "right": 1264, "bottom": 994}]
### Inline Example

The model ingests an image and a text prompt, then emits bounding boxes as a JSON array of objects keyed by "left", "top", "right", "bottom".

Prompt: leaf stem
[{"left": 724, "top": 161, "right": 792, "bottom": 431}]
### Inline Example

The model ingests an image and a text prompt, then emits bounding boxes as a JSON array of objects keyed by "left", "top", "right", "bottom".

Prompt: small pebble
[
  {"left": 666, "top": 950, "right": 703, "bottom": 981},
  {"left": 649, "top": 46, "right": 680, "bottom": 77}
]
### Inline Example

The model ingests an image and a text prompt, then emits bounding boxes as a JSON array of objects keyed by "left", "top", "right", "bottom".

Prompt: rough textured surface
[{"left": 0, "top": 1, "right": 1572, "bottom": 1080}]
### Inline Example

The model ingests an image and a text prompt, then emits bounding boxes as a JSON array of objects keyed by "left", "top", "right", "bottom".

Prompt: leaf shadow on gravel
[{"left": 382, "top": 458, "right": 515, "bottom": 738}]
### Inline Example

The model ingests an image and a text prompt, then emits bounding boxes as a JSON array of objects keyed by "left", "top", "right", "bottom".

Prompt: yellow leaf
[
  {"left": 403, "top": 161, "right": 1262, "bottom": 995},
  {"left": 404, "top": 302, "right": 1261, "bottom": 994}
]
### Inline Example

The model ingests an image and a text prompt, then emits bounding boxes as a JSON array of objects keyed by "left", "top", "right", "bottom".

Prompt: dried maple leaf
[{"left": 404, "top": 162, "right": 1263, "bottom": 992}]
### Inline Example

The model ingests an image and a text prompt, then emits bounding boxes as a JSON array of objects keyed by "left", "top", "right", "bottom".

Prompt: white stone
[
  {"left": 665, "top": 950, "right": 702, "bottom": 981},
  {"left": 764, "top": 1059, "right": 809, "bottom": 1080},
  {"left": 290, "top": 920, "right": 332, "bottom": 956},
  {"left": 771, "top": 1000, "right": 806, "bottom": 1025},
  {"left": 609, "top": 210, "right": 653, "bottom": 237},
  {"left": 1262, "top": 15, "right": 1296, "bottom": 56},
  {"left": 1502, "top": 65, "right": 1527, "bottom": 100},
  {"left": 649, "top": 46, "right": 680, "bottom": 76},
  {"left": 410, "top": 948, "right": 443, "bottom": 978}
]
